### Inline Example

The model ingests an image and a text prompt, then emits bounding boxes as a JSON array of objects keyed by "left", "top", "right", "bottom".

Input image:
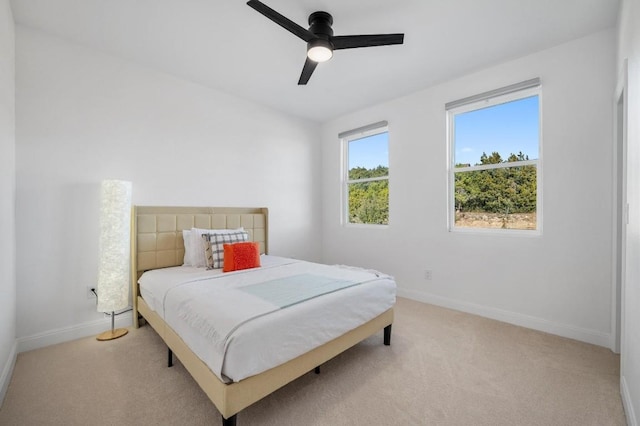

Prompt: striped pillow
[{"left": 202, "top": 231, "right": 249, "bottom": 269}]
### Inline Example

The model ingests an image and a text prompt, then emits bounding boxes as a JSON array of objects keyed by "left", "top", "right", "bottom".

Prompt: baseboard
[
  {"left": 621, "top": 375, "right": 638, "bottom": 426},
  {"left": 16, "top": 313, "right": 133, "bottom": 353},
  {"left": 0, "top": 340, "right": 17, "bottom": 408},
  {"left": 397, "top": 288, "right": 611, "bottom": 348}
]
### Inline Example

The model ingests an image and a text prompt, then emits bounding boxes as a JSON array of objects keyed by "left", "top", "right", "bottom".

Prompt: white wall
[
  {"left": 617, "top": 0, "right": 640, "bottom": 424},
  {"left": 14, "top": 27, "right": 322, "bottom": 348},
  {"left": 321, "top": 30, "right": 616, "bottom": 347},
  {"left": 0, "top": 0, "right": 16, "bottom": 407}
]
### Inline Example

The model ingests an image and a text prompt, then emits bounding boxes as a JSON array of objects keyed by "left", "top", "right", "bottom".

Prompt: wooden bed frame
[{"left": 130, "top": 206, "right": 394, "bottom": 426}]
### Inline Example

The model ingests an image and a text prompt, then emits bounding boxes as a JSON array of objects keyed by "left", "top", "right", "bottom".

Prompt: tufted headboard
[{"left": 131, "top": 206, "right": 268, "bottom": 274}]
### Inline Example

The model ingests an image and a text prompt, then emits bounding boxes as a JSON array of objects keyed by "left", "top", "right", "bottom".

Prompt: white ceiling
[{"left": 11, "top": 0, "right": 620, "bottom": 123}]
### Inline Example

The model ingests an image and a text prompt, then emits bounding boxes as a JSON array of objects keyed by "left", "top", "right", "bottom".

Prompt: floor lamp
[{"left": 96, "top": 179, "right": 132, "bottom": 341}]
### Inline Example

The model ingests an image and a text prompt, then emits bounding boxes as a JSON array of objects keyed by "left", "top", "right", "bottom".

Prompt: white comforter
[{"left": 138, "top": 255, "right": 396, "bottom": 383}]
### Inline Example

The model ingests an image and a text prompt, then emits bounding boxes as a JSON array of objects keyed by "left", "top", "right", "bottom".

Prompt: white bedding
[{"left": 138, "top": 255, "right": 396, "bottom": 383}]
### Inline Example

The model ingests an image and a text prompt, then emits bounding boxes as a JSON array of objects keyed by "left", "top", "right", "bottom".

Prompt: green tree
[
  {"left": 454, "top": 153, "right": 536, "bottom": 214},
  {"left": 348, "top": 166, "right": 389, "bottom": 225}
]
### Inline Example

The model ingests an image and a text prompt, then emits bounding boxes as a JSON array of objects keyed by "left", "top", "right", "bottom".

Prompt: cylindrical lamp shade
[{"left": 97, "top": 180, "right": 132, "bottom": 313}]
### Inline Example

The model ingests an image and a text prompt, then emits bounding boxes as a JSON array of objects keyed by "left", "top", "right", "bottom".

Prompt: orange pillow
[{"left": 223, "top": 242, "right": 261, "bottom": 272}]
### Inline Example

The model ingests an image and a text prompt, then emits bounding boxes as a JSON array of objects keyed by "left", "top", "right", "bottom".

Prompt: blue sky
[
  {"left": 348, "top": 96, "right": 538, "bottom": 170},
  {"left": 349, "top": 132, "right": 389, "bottom": 170},
  {"left": 454, "top": 95, "right": 539, "bottom": 166}
]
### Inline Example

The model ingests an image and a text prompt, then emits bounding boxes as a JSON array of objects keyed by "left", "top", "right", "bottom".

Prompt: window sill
[
  {"left": 449, "top": 226, "right": 542, "bottom": 237},
  {"left": 344, "top": 223, "right": 389, "bottom": 230}
]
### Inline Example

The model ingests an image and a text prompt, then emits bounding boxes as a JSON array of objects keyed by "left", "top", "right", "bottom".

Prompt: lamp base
[{"left": 96, "top": 328, "right": 128, "bottom": 341}]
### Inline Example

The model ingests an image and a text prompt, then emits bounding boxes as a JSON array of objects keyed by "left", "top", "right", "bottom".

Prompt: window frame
[
  {"left": 341, "top": 124, "right": 390, "bottom": 228},
  {"left": 446, "top": 85, "right": 543, "bottom": 235}
]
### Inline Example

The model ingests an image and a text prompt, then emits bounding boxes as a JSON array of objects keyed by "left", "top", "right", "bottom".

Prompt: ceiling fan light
[{"left": 307, "top": 40, "right": 333, "bottom": 62}]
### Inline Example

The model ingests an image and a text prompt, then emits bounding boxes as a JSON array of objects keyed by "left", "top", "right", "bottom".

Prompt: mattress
[{"left": 138, "top": 255, "right": 396, "bottom": 383}]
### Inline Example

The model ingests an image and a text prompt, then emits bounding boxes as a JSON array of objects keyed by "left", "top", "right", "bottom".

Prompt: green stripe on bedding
[{"left": 238, "top": 274, "right": 359, "bottom": 308}]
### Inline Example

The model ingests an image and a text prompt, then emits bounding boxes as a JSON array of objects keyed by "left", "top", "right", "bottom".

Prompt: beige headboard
[{"left": 131, "top": 206, "right": 268, "bottom": 274}]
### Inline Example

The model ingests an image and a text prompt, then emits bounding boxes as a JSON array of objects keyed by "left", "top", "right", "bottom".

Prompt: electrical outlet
[
  {"left": 87, "top": 287, "right": 97, "bottom": 300},
  {"left": 424, "top": 270, "right": 432, "bottom": 281}
]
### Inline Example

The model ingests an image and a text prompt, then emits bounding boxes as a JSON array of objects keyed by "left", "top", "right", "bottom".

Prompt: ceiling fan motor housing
[
  {"left": 309, "top": 11, "right": 334, "bottom": 43},
  {"left": 307, "top": 11, "right": 335, "bottom": 61}
]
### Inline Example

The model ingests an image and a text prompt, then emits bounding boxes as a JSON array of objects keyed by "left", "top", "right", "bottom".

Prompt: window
[
  {"left": 341, "top": 122, "right": 389, "bottom": 226},
  {"left": 447, "top": 79, "right": 541, "bottom": 232}
]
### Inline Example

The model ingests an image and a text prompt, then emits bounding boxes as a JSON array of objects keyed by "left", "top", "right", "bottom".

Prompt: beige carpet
[{"left": 0, "top": 297, "right": 626, "bottom": 426}]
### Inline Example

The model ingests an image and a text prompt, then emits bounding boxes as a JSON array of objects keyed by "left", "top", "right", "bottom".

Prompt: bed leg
[
  {"left": 384, "top": 324, "right": 392, "bottom": 346},
  {"left": 168, "top": 348, "right": 173, "bottom": 367},
  {"left": 222, "top": 414, "right": 237, "bottom": 426},
  {"left": 314, "top": 366, "right": 321, "bottom": 374}
]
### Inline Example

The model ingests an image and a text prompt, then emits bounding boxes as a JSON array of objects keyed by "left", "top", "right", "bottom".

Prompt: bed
[{"left": 131, "top": 206, "right": 395, "bottom": 426}]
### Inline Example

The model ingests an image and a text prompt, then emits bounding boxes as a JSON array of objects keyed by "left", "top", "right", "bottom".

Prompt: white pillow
[
  {"left": 182, "top": 230, "right": 192, "bottom": 266},
  {"left": 190, "top": 227, "right": 245, "bottom": 267}
]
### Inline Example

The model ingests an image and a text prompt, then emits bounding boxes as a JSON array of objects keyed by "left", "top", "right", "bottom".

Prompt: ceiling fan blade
[
  {"left": 298, "top": 57, "right": 318, "bottom": 85},
  {"left": 332, "top": 34, "right": 404, "bottom": 50},
  {"left": 247, "top": 0, "right": 317, "bottom": 43}
]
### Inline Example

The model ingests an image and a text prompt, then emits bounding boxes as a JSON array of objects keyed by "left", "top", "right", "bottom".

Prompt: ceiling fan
[{"left": 246, "top": 0, "right": 405, "bottom": 85}]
